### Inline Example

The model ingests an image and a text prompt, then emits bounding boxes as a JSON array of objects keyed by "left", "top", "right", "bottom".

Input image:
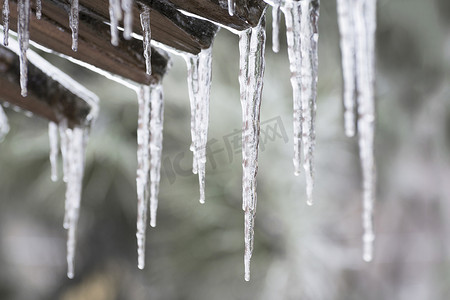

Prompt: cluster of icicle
[{"left": 0, "top": 0, "right": 378, "bottom": 281}]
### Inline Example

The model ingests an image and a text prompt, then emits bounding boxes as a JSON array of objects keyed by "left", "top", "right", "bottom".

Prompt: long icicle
[
  {"left": 149, "top": 83, "right": 164, "bottom": 227},
  {"left": 354, "top": 0, "right": 377, "bottom": 262},
  {"left": 49, "top": 121, "right": 59, "bottom": 182},
  {"left": 283, "top": 0, "right": 320, "bottom": 205},
  {"left": 185, "top": 55, "right": 200, "bottom": 175},
  {"left": 109, "top": 0, "right": 122, "bottom": 46},
  {"left": 122, "top": 0, "right": 134, "bottom": 40},
  {"left": 337, "top": 0, "right": 357, "bottom": 137},
  {"left": 0, "top": 105, "right": 10, "bottom": 141},
  {"left": 69, "top": 0, "right": 79, "bottom": 51},
  {"left": 17, "top": 0, "right": 30, "bottom": 97},
  {"left": 140, "top": 4, "right": 152, "bottom": 75},
  {"left": 60, "top": 126, "right": 88, "bottom": 279},
  {"left": 2, "top": 0, "right": 9, "bottom": 46},
  {"left": 239, "top": 16, "right": 266, "bottom": 282},
  {"left": 136, "top": 85, "right": 151, "bottom": 269}
]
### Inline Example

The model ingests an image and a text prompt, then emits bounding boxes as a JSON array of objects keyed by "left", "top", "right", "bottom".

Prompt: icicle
[
  {"left": 228, "top": 0, "right": 234, "bottom": 16},
  {"left": 272, "top": 4, "right": 281, "bottom": 53},
  {"left": 136, "top": 85, "right": 151, "bottom": 269},
  {"left": 149, "top": 83, "right": 164, "bottom": 227},
  {"left": 354, "top": 0, "right": 377, "bottom": 262},
  {"left": 17, "top": 0, "right": 30, "bottom": 97},
  {"left": 282, "top": 0, "right": 320, "bottom": 205},
  {"left": 140, "top": 5, "right": 151, "bottom": 75},
  {"left": 184, "top": 48, "right": 213, "bottom": 204},
  {"left": 337, "top": 0, "right": 356, "bottom": 137},
  {"left": 122, "top": 0, "right": 134, "bottom": 40},
  {"left": 49, "top": 121, "right": 59, "bottom": 182},
  {"left": 59, "top": 126, "right": 88, "bottom": 279},
  {"left": 0, "top": 105, "right": 10, "bottom": 141},
  {"left": 109, "top": 0, "right": 122, "bottom": 46},
  {"left": 2, "top": 0, "right": 9, "bottom": 46},
  {"left": 238, "top": 16, "right": 266, "bottom": 282},
  {"left": 36, "top": 0, "right": 41, "bottom": 19},
  {"left": 69, "top": 0, "right": 79, "bottom": 51}
]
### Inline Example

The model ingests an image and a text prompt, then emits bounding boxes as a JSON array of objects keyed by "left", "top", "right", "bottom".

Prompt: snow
[
  {"left": 2, "top": 0, "right": 9, "bottom": 45},
  {"left": 69, "top": 0, "right": 79, "bottom": 51},
  {"left": 282, "top": 0, "right": 320, "bottom": 205},
  {"left": 17, "top": 0, "right": 30, "bottom": 97},
  {"left": 140, "top": 4, "right": 152, "bottom": 75},
  {"left": 0, "top": 105, "right": 10, "bottom": 141},
  {"left": 49, "top": 122, "right": 59, "bottom": 182},
  {"left": 238, "top": 16, "right": 266, "bottom": 281},
  {"left": 184, "top": 47, "right": 213, "bottom": 204}
]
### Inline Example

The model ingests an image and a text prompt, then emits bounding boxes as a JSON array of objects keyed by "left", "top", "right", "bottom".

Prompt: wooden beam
[
  {"left": 0, "top": 45, "right": 97, "bottom": 128},
  {"left": 8, "top": 0, "right": 170, "bottom": 85},
  {"left": 166, "top": 0, "right": 267, "bottom": 31}
]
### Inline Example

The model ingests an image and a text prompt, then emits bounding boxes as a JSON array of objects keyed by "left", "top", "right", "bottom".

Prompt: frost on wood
[
  {"left": 109, "top": 0, "right": 122, "bottom": 46},
  {"left": 59, "top": 123, "right": 90, "bottom": 279},
  {"left": 238, "top": 16, "right": 266, "bottom": 282},
  {"left": 0, "top": 105, "right": 10, "bottom": 141},
  {"left": 2, "top": 0, "right": 9, "bottom": 45},
  {"left": 36, "top": 0, "right": 41, "bottom": 19},
  {"left": 185, "top": 47, "right": 213, "bottom": 204},
  {"left": 17, "top": 0, "right": 30, "bottom": 97},
  {"left": 140, "top": 4, "right": 152, "bottom": 75},
  {"left": 136, "top": 83, "right": 164, "bottom": 268},
  {"left": 69, "top": 0, "right": 79, "bottom": 51},
  {"left": 49, "top": 121, "right": 59, "bottom": 182},
  {"left": 336, "top": 0, "right": 377, "bottom": 261},
  {"left": 282, "top": 0, "right": 320, "bottom": 205}
]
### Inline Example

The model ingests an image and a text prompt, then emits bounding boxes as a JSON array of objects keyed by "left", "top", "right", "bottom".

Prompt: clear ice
[
  {"left": 238, "top": 16, "right": 266, "bottom": 282},
  {"left": 69, "top": 0, "right": 79, "bottom": 51},
  {"left": 49, "top": 121, "right": 59, "bottom": 182},
  {"left": 140, "top": 4, "right": 152, "bottom": 75},
  {"left": 17, "top": 0, "right": 30, "bottom": 97},
  {"left": 185, "top": 47, "right": 213, "bottom": 204},
  {"left": 0, "top": 105, "right": 10, "bottom": 141},
  {"left": 282, "top": 0, "right": 320, "bottom": 205},
  {"left": 109, "top": 0, "right": 122, "bottom": 46},
  {"left": 36, "top": 0, "right": 41, "bottom": 19},
  {"left": 2, "top": 0, "right": 9, "bottom": 46}
]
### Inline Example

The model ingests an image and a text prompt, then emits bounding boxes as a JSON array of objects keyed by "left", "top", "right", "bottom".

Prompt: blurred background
[{"left": 1, "top": 0, "right": 449, "bottom": 299}]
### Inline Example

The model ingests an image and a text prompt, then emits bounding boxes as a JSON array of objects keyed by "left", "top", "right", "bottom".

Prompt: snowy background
[{"left": 1, "top": 0, "right": 450, "bottom": 299}]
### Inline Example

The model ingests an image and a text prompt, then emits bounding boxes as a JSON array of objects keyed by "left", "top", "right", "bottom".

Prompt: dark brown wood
[
  {"left": 0, "top": 45, "right": 95, "bottom": 127},
  {"left": 166, "top": 0, "right": 267, "bottom": 31},
  {"left": 8, "top": 0, "right": 170, "bottom": 85}
]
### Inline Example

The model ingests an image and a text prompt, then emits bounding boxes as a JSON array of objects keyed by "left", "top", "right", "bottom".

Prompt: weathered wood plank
[
  {"left": 7, "top": 0, "right": 170, "bottom": 85},
  {"left": 0, "top": 45, "right": 96, "bottom": 127}
]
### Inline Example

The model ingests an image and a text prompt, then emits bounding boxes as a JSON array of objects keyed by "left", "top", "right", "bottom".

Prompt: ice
[
  {"left": 69, "top": 0, "right": 79, "bottom": 51},
  {"left": 272, "top": 4, "right": 281, "bottom": 53},
  {"left": 122, "top": 0, "right": 133, "bottom": 40},
  {"left": 0, "top": 105, "right": 10, "bottom": 141},
  {"left": 49, "top": 122, "right": 59, "bottom": 182},
  {"left": 228, "top": 0, "right": 234, "bottom": 16},
  {"left": 59, "top": 124, "right": 89, "bottom": 278},
  {"left": 36, "top": 0, "right": 41, "bottom": 19},
  {"left": 140, "top": 4, "right": 152, "bottom": 75},
  {"left": 2, "top": 0, "right": 9, "bottom": 45},
  {"left": 337, "top": 0, "right": 356, "bottom": 137},
  {"left": 282, "top": 0, "right": 320, "bottom": 205},
  {"left": 17, "top": 0, "right": 30, "bottom": 97},
  {"left": 109, "top": 0, "right": 122, "bottom": 46},
  {"left": 354, "top": 0, "right": 377, "bottom": 262},
  {"left": 238, "top": 16, "right": 266, "bottom": 281},
  {"left": 136, "top": 85, "right": 151, "bottom": 269},
  {"left": 184, "top": 47, "right": 213, "bottom": 204},
  {"left": 149, "top": 83, "right": 164, "bottom": 227}
]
